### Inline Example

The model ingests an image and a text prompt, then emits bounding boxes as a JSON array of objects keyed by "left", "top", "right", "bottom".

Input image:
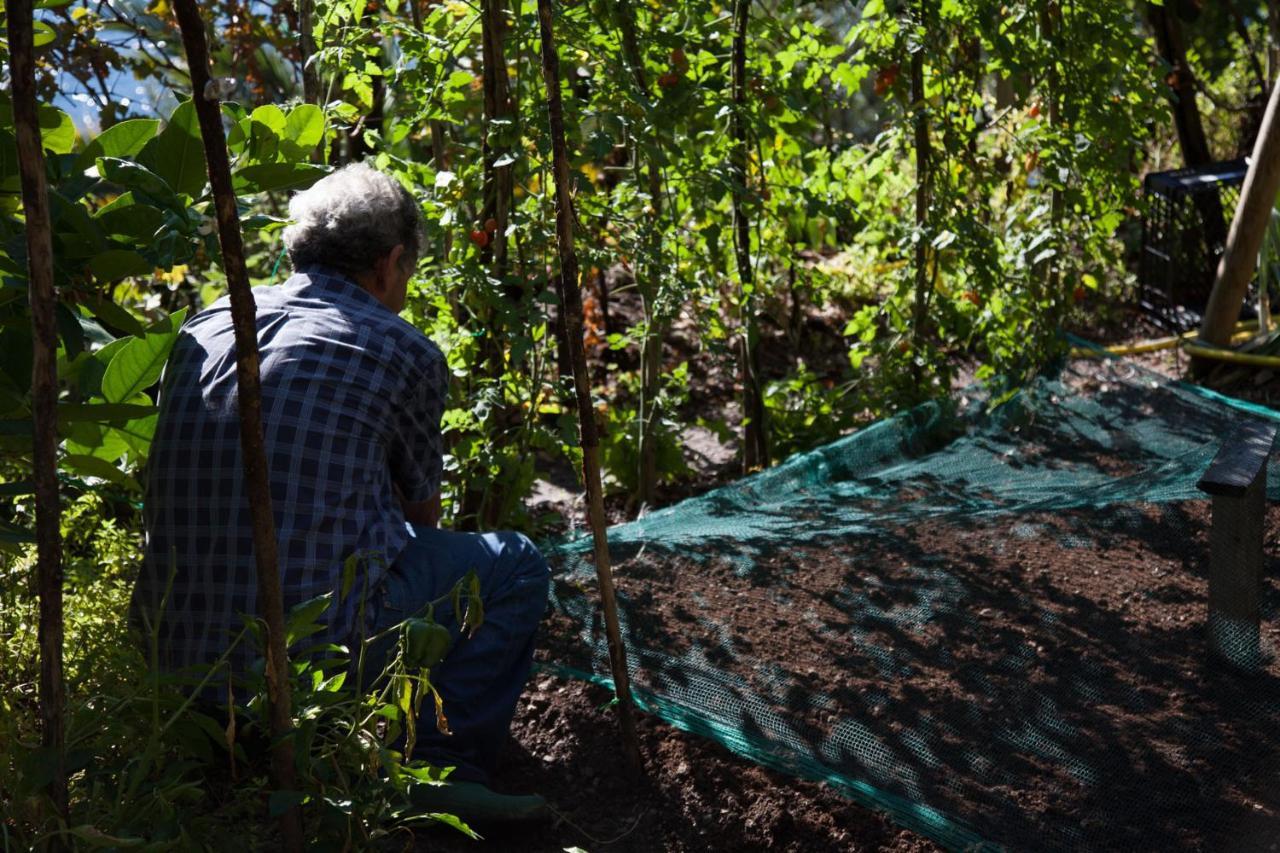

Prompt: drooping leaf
[
  {"left": 233, "top": 163, "right": 328, "bottom": 195},
  {"left": 61, "top": 454, "right": 141, "bottom": 491},
  {"left": 79, "top": 294, "right": 146, "bottom": 337},
  {"left": 100, "top": 307, "right": 187, "bottom": 403},
  {"left": 137, "top": 100, "right": 207, "bottom": 198},
  {"left": 88, "top": 249, "right": 152, "bottom": 282},
  {"left": 75, "top": 119, "right": 161, "bottom": 169}
]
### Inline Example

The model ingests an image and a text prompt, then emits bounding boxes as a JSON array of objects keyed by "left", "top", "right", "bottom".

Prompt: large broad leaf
[
  {"left": 88, "top": 249, "right": 152, "bottom": 282},
  {"left": 137, "top": 100, "right": 206, "bottom": 198},
  {"left": 94, "top": 195, "right": 165, "bottom": 242},
  {"left": 57, "top": 401, "right": 157, "bottom": 426},
  {"left": 75, "top": 119, "right": 161, "bottom": 170},
  {"left": 247, "top": 104, "right": 288, "bottom": 164},
  {"left": 233, "top": 163, "right": 328, "bottom": 195},
  {"left": 61, "top": 454, "right": 141, "bottom": 492},
  {"left": 96, "top": 158, "right": 185, "bottom": 217},
  {"left": 283, "top": 104, "right": 325, "bottom": 153},
  {"left": 80, "top": 293, "right": 146, "bottom": 337},
  {"left": 100, "top": 307, "right": 187, "bottom": 403}
]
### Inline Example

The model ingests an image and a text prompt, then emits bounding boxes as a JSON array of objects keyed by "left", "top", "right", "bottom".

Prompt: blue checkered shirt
[{"left": 133, "top": 266, "right": 447, "bottom": 688}]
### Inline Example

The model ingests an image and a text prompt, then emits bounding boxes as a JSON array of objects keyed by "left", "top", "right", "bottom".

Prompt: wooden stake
[
  {"left": 1199, "top": 76, "right": 1280, "bottom": 351},
  {"left": 910, "top": 32, "right": 930, "bottom": 367},
  {"left": 171, "top": 2, "right": 303, "bottom": 847},
  {"left": 10, "top": 0, "right": 67, "bottom": 828},
  {"left": 535, "top": 0, "right": 643, "bottom": 774}
]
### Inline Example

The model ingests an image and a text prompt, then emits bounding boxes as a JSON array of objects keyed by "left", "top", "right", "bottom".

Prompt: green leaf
[
  {"left": 57, "top": 401, "right": 156, "bottom": 424},
  {"left": 61, "top": 454, "right": 141, "bottom": 491},
  {"left": 137, "top": 100, "right": 207, "bottom": 198},
  {"left": 75, "top": 119, "right": 160, "bottom": 169},
  {"left": 100, "top": 308, "right": 187, "bottom": 403},
  {"left": 38, "top": 104, "right": 75, "bottom": 154},
  {"left": 286, "top": 592, "right": 335, "bottom": 646},
  {"left": 232, "top": 163, "right": 328, "bottom": 195},
  {"left": 284, "top": 104, "right": 325, "bottom": 151},
  {"left": 32, "top": 21, "right": 56, "bottom": 47},
  {"left": 97, "top": 158, "right": 184, "bottom": 216},
  {"left": 80, "top": 294, "right": 146, "bottom": 337},
  {"left": 88, "top": 249, "right": 152, "bottom": 282},
  {"left": 861, "top": 0, "right": 884, "bottom": 18}
]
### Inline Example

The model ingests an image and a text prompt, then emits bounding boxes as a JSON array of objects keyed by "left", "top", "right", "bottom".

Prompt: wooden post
[
  {"left": 171, "top": 1, "right": 303, "bottom": 846},
  {"left": 535, "top": 0, "right": 644, "bottom": 774},
  {"left": 1197, "top": 420, "right": 1276, "bottom": 671},
  {"left": 1198, "top": 77, "right": 1280, "bottom": 350},
  {"left": 10, "top": 0, "right": 67, "bottom": 827}
]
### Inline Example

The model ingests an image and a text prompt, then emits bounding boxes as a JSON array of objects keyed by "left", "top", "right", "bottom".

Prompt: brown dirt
[
  {"left": 419, "top": 675, "right": 937, "bottom": 852},
  {"left": 539, "top": 501, "right": 1280, "bottom": 852}
]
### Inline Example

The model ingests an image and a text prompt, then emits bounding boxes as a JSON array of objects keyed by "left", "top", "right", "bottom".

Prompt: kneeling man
[{"left": 132, "top": 163, "right": 550, "bottom": 812}]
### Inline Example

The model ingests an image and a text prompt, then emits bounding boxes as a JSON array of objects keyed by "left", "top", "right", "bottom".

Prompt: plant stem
[{"left": 731, "top": 0, "right": 768, "bottom": 472}]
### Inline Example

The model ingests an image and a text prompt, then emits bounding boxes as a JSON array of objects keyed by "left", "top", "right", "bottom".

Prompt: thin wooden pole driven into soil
[
  {"left": 731, "top": 0, "right": 768, "bottom": 473},
  {"left": 1199, "top": 77, "right": 1280, "bottom": 352},
  {"left": 535, "top": 0, "right": 643, "bottom": 774},
  {"left": 909, "top": 32, "right": 930, "bottom": 364},
  {"left": 10, "top": 0, "right": 67, "bottom": 825},
  {"left": 171, "top": 2, "right": 303, "bottom": 847}
]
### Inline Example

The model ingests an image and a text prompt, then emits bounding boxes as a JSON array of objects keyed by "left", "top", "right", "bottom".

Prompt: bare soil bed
[
  {"left": 421, "top": 674, "right": 937, "bottom": 852},
  {"left": 530, "top": 501, "right": 1280, "bottom": 852}
]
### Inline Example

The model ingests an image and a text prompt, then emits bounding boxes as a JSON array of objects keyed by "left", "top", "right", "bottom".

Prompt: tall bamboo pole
[
  {"left": 909, "top": 33, "right": 930, "bottom": 371},
  {"left": 171, "top": 2, "right": 303, "bottom": 847},
  {"left": 731, "top": 0, "right": 768, "bottom": 472},
  {"left": 535, "top": 0, "right": 643, "bottom": 773},
  {"left": 10, "top": 0, "right": 66, "bottom": 827}
]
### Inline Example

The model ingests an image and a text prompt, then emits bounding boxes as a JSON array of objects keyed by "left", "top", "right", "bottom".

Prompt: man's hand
[{"left": 402, "top": 490, "right": 442, "bottom": 529}]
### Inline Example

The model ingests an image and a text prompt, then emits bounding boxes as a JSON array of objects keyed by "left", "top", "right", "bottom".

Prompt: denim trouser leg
[{"left": 369, "top": 525, "right": 550, "bottom": 784}]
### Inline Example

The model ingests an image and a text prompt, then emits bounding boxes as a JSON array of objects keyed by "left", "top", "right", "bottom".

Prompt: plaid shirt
[{"left": 132, "top": 266, "right": 447, "bottom": 687}]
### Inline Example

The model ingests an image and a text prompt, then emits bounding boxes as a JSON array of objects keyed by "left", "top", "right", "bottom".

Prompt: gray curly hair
[{"left": 282, "top": 162, "right": 423, "bottom": 276}]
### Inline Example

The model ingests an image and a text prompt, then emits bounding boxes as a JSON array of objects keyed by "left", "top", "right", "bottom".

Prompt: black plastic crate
[{"left": 1140, "top": 159, "right": 1247, "bottom": 332}]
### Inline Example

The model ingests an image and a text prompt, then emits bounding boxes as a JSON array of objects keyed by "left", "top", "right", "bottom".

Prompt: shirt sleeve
[{"left": 388, "top": 347, "right": 449, "bottom": 503}]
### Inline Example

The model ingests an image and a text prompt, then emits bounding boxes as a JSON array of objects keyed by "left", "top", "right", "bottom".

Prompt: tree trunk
[
  {"left": 297, "top": 0, "right": 319, "bottom": 104},
  {"left": 535, "top": 0, "right": 643, "bottom": 775},
  {"left": 1040, "top": 3, "right": 1064, "bottom": 324},
  {"left": 1149, "top": 3, "right": 1213, "bottom": 168},
  {"left": 11, "top": 0, "right": 66, "bottom": 826},
  {"left": 615, "top": 0, "right": 666, "bottom": 505},
  {"left": 1199, "top": 76, "right": 1280, "bottom": 351},
  {"left": 172, "top": 2, "right": 302, "bottom": 848},
  {"left": 731, "top": 0, "right": 768, "bottom": 472}
]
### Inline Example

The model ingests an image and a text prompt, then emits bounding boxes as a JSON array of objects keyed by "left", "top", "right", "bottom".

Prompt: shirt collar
[{"left": 292, "top": 264, "right": 386, "bottom": 312}]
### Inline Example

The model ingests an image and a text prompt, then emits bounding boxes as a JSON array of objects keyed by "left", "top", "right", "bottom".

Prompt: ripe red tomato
[
  {"left": 658, "top": 71, "right": 680, "bottom": 89},
  {"left": 484, "top": 217, "right": 498, "bottom": 233},
  {"left": 469, "top": 229, "right": 489, "bottom": 248}
]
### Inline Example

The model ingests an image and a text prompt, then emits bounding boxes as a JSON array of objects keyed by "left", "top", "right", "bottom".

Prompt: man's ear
[{"left": 384, "top": 244, "right": 405, "bottom": 279}]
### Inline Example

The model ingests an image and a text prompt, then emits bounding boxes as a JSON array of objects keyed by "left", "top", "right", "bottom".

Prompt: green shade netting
[{"left": 543, "top": 355, "right": 1280, "bottom": 851}]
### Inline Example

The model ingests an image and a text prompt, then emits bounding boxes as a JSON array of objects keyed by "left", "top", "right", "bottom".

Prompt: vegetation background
[{"left": 3, "top": 0, "right": 1279, "bottom": 845}]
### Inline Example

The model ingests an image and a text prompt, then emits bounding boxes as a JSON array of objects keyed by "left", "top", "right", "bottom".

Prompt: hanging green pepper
[{"left": 401, "top": 618, "right": 453, "bottom": 670}]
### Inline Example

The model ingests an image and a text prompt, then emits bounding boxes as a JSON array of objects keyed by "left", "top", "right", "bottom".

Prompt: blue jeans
[{"left": 367, "top": 525, "right": 550, "bottom": 783}]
